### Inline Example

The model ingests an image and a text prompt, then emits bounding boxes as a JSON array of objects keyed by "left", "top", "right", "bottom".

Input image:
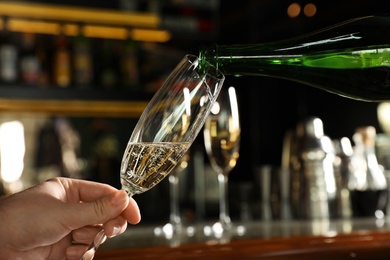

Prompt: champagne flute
[
  {"left": 203, "top": 86, "right": 240, "bottom": 235},
  {"left": 154, "top": 150, "right": 191, "bottom": 239},
  {"left": 82, "top": 54, "right": 224, "bottom": 260}
]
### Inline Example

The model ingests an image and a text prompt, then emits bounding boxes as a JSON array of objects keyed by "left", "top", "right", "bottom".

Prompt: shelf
[
  {"left": 0, "top": 87, "right": 151, "bottom": 118},
  {"left": 0, "top": 86, "right": 153, "bottom": 100},
  {"left": 0, "top": 1, "right": 180, "bottom": 117},
  {"left": 0, "top": 1, "right": 171, "bottom": 42},
  {"left": 0, "top": 98, "right": 148, "bottom": 118},
  {"left": 0, "top": 1, "right": 160, "bottom": 28}
]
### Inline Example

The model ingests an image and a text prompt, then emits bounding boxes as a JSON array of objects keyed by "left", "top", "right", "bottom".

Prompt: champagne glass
[
  {"left": 154, "top": 150, "right": 191, "bottom": 240},
  {"left": 203, "top": 86, "right": 240, "bottom": 235},
  {"left": 82, "top": 54, "right": 224, "bottom": 260}
]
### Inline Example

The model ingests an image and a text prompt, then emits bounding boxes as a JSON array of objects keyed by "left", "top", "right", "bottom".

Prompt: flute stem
[
  {"left": 81, "top": 227, "right": 106, "bottom": 260},
  {"left": 169, "top": 174, "right": 181, "bottom": 227},
  {"left": 218, "top": 172, "right": 231, "bottom": 229}
]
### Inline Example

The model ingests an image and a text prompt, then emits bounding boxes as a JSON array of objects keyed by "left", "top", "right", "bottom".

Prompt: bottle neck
[{"left": 198, "top": 16, "right": 390, "bottom": 101}]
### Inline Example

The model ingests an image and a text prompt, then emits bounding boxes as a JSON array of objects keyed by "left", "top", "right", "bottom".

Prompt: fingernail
[{"left": 111, "top": 225, "right": 121, "bottom": 237}]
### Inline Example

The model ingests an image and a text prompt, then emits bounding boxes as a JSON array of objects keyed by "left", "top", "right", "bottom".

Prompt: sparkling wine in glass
[
  {"left": 82, "top": 54, "right": 224, "bottom": 260},
  {"left": 203, "top": 86, "right": 240, "bottom": 235}
]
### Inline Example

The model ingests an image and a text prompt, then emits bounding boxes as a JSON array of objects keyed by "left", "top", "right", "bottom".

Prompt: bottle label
[{"left": 21, "top": 56, "right": 40, "bottom": 84}]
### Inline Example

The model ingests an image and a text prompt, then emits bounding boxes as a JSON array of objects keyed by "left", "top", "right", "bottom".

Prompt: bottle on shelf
[
  {"left": 98, "top": 39, "right": 119, "bottom": 89},
  {"left": 53, "top": 31, "right": 71, "bottom": 88},
  {"left": 72, "top": 29, "right": 94, "bottom": 88},
  {"left": 35, "top": 35, "right": 50, "bottom": 88},
  {"left": 18, "top": 32, "right": 40, "bottom": 86},
  {"left": 199, "top": 16, "right": 390, "bottom": 102},
  {"left": 0, "top": 27, "right": 18, "bottom": 85},
  {"left": 120, "top": 38, "right": 140, "bottom": 91},
  {"left": 348, "top": 126, "right": 388, "bottom": 218}
]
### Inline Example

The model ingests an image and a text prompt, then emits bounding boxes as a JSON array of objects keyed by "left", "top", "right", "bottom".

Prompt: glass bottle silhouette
[{"left": 199, "top": 16, "right": 390, "bottom": 102}]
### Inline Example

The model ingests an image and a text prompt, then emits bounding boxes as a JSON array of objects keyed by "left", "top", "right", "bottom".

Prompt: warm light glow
[
  {"left": 287, "top": 3, "right": 301, "bottom": 18},
  {"left": 377, "top": 102, "right": 390, "bottom": 133},
  {"left": 7, "top": 19, "right": 61, "bottom": 35},
  {"left": 340, "top": 137, "right": 354, "bottom": 156},
  {"left": 313, "top": 118, "right": 324, "bottom": 138},
  {"left": 63, "top": 24, "right": 80, "bottom": 36},
  {"left": 183, "top": 88, "right": 191, "bottom": 116},
  {"left": 0, "top": 98, "right": 148, "bottom": 118},
  {"left": 304, "top": 3, "right": 317, "bottom": 17},
  {"left": 228, "top": 86, "right": 240, "bottom": 131},
  {"left": 0, "top": 121, "right": 25, "bottom": 183},
  {"left": 131, "top": 29, "right": 171, "bottom": 42},
  {"left": 0, "top": 1, "right": 169, "bottom": 42},
  {"left": 83, "top": 25, "right": 128, "bottom": 40},
  {"left": 321, "top": 136, "right": 337, "bottom": 196},
  {"left": 0, "top": 1, "right": 160, "bottom": 28},
  {"left": 210, "top": 101, "right": 221, "bottom": 115},
  {"left": 4, "top": 18, "right": 170, "bottom": 41},
  {"left": 179, "top": 160, "right": 188, "bottom": 169}
]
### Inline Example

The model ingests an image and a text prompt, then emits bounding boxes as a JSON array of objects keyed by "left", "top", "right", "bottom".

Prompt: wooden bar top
[{"left": 95, "top": 218, "right": 390, "bottom": 259}]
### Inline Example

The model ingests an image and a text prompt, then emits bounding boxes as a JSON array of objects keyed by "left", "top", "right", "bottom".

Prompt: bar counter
[{"left": 95, "top": 218, "right": 390, "bottom": 259}]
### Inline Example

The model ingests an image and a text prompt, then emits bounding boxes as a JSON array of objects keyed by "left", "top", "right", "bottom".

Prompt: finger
[
  {"left": 122, "top": 197, "right": 141, "bottom": 224},
  {"left": 72, "top": 226, "right": 102, "bottom": 244},
  {"left": 64, "top": 189, "right": 129, "bottom": 229},
  {"left": 45, "top": 235, "right": 74, "bottom": 260},
  {"left": 48, "top": 177, "right": 119, "bottom": 202},
  {"left": 103, "top": 216, "right": 127, "bottom": 238},
  {"left": 66, "top": 244, "right": 90, "bottom": 260}
]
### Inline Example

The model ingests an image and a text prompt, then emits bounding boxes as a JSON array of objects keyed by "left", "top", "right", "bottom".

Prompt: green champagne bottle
[{"left": 199, "top": 16, "right": 390, "bottom": 102}]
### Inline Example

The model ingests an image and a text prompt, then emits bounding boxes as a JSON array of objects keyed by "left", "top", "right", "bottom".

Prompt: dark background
[
  {"left": 18, "top": 0, "right": 390, "bottom": 222},
  {"left": 152, "top": 0, "right": 389, "bottom": 221},
  {"left": 30, "top": 1, "right": 388, "bottom": 174},
  {"left": 215, "top": 0, "right": 388, "bottom": 182}
]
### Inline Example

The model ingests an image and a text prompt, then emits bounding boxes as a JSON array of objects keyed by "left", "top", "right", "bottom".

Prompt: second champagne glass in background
[{"left": 203, "top": 86, "right": 241, "bottom": 237}]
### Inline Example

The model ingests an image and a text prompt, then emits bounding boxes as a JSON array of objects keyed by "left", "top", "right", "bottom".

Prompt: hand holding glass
[{"left": 82, "top": 55, "right": 224, "bottom": 259}]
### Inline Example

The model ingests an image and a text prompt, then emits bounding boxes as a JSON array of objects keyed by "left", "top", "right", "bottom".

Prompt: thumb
[{"left": 67, "top": 190, "right": 129, "bottom": 229}]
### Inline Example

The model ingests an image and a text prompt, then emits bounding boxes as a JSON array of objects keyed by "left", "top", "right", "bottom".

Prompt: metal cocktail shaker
[{"left": 290, "top": 117, "right": 337, "bottom": 219}]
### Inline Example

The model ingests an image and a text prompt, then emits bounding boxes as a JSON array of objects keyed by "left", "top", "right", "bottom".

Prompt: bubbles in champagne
[{"left": 120, "top": 142, "right": 190, "bottom": 196}]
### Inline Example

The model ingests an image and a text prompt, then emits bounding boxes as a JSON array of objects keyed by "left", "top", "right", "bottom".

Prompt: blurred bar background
[{"left": 0, "top": 0, "right": 389, "bottom": 227}]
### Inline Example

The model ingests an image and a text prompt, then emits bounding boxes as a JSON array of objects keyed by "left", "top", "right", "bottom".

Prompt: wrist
[{"left": 0, "top": 198, "right": 11, "bottom": 256}]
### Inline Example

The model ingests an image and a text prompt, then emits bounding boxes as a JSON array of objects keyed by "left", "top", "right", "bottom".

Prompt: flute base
[
  {"left": 154, "top": 223, "right": 196, "bottom": 247},
  {"left": 203, "top": 221, "right": 246, "bottom": 243}
]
